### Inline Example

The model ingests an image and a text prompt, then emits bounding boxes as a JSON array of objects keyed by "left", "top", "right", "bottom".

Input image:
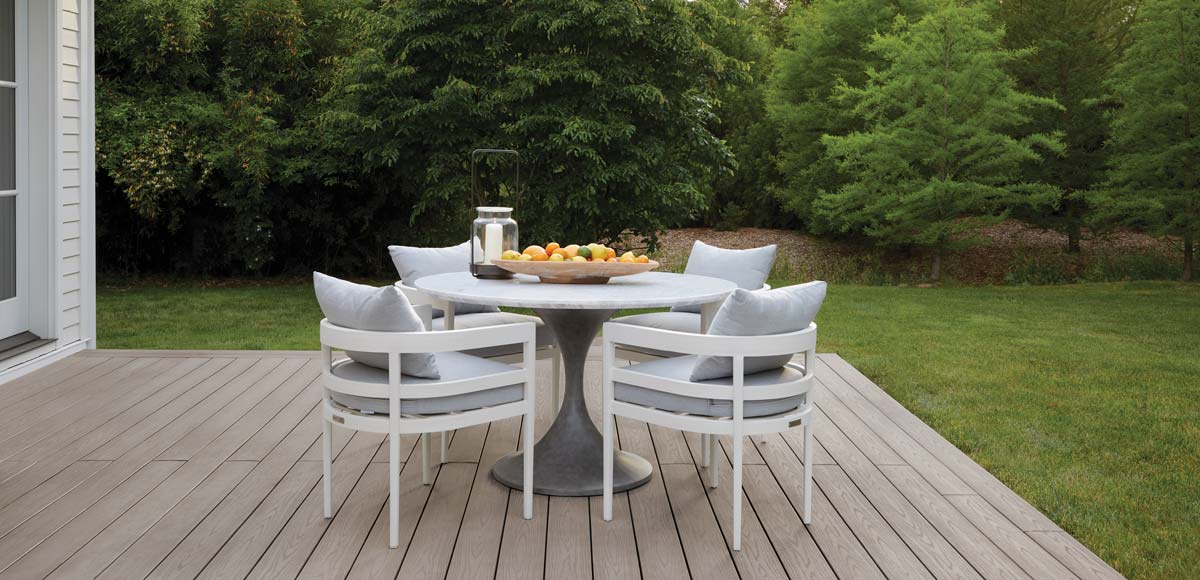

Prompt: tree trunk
[
  {"left": 1185, "top": 236, "right": 1194, "bottom": 282},
  {"left": 1066, "top": 221, "right": 1081, "bottom": 254},
  {"left": 931, "top": 252, "right": 942, "bottom": 282}
]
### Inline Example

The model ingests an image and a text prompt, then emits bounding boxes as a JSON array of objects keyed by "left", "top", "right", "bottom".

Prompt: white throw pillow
[
  {"left": 689, "top": 281, "right": 826, "bottom": 382},
  {"left": 388, "top": 242, "right": 500, "bottom": 317},
  {"left": 313, "top": 272, "right": 440, "bottom": 379},
  {"left": 671, "top": 241, "right": 777, "bottom": 314}
]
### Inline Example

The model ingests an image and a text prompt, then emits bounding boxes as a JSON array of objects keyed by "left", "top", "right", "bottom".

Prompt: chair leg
[
  {"left": 440, "top": 431, "right": 449, "bottom": 464},
  {"left": 523, "top": 410, "right": 534, "bottom": 520},
  {"left": 322, "top": 416, "right": 333, "bottom": 519},
  {"left": 700, "top": 433, "right": 710, "bottom": 468},
  {"left": 803, "top": 419, "right": 813, "bottom": 524},
  {"left": 389, "top": 426, "right": 400, "bottom": 548},
  {"left": 421, "top": 433, "right": 433, "bottom": 485},
  {"left": 708, "top": 435, "right": 718, "bottom": 488},
  {"left": 732, "top": 434, "right": 743, "bottom": 551},
  {"left": 603, "top": 411, "right": 614, "bottom": 521}
]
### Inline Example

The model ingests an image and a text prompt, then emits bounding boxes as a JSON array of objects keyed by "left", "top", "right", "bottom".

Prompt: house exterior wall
[
  {"left": 59, "top": 0, "right": 83, "bottom": 345},
  {"left": 0, "top": 0, "right": 94, "bottom": 381}
]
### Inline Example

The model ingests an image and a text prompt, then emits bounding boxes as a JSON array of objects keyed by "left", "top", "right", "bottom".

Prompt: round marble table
[{"left": 414, "top": 271, "right": 738, "bottom": 496}]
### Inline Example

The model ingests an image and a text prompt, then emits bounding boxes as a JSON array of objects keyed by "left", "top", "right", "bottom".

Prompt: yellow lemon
[{"left": 549, "top": 253, "right": 565, "bottom": 262}]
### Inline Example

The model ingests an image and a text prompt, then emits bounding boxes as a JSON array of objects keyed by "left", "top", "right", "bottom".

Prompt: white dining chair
[
  {"left": 600, "top": 321, "right": 817, "bottom": 551},
  {"left": 320, "top": 319, "right": 536, "bottom": 548},
  {"left": 390, "top": 242, "right": 561, "bottom": 461},
  {"left": 611, "top": 241, "right": 777, "bottom": 458}
]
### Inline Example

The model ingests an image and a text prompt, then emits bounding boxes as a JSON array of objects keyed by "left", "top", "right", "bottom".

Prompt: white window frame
[{"left": 0, "top": 0, "right": 30, "bottom": 340}]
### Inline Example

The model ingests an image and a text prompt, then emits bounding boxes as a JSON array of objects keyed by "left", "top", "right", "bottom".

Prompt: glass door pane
[
  {"left": 0, "top": 196, "right": 13, "bottom": 300},
  {"left": 0, "top": 0, "right": 12, "bottom": 82},
  {"left": 1, "top": 86, "right": 13, "bottom": 190}
]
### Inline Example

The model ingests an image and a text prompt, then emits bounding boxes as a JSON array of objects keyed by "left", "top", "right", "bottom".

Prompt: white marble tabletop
[{"left": 412, "top": 271, "right": 737, "bottom": 310}]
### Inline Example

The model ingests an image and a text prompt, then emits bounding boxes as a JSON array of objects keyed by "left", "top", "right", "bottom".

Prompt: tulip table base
[{"left": 490, "top": 308, "right": 653, "bottom": 496}]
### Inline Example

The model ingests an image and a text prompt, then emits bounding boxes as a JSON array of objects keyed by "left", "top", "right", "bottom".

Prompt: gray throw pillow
[
  {"left": 671, "top": 241, "right": 777, "bottom": 314},
  {"left": 689, "top": 281, "right": 826, "bottom": 382},
  {"left": 313, "top": 272, "right": 440, "bottom": 379},
  {"left": 387, "top": 242, "right": 500, "bottom": 317}
]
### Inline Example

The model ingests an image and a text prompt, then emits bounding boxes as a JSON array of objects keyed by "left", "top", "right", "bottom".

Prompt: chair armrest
[
  {"left": 603, "top": 321, "right": 815, "bottom": 358},
  {"left": 320, "top": 319, "right": 537, "bottom": 356}
]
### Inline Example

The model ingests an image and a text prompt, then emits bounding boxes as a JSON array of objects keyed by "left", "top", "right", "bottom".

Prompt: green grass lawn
[{"left": 98, "top": 278, "right": 1199, "bottom": 579}]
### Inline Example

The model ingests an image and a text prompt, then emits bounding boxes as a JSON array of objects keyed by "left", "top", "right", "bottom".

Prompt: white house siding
[{"left": 58, "top": 0, "right": 85, "bottom": 344}]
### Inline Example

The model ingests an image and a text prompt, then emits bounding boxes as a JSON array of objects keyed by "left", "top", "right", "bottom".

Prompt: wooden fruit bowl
[{"left": 494, "top": 259, "right": 660, "bottom": 284}]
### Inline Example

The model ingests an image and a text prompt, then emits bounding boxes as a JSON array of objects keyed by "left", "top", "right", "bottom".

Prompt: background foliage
[{"left": 96, "top": 0, "right": 1197, "bottom": 281}]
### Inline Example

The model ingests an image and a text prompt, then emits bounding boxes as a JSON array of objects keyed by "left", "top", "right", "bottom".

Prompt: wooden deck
[{"left": 0, "top": 349, "right": 1124, "bottom": 580}]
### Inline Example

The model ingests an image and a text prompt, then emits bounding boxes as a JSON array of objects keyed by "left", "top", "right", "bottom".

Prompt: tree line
[{"left": 95, "top": 0, "right": 1199, "bottom": 280}]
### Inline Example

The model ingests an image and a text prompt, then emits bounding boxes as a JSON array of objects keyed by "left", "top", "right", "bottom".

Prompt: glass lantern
[{"left": 470, "top": 206, "right": 518, "bottom": 279}]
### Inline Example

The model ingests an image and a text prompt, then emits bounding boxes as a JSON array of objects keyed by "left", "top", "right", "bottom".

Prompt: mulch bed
[{"left": 653, "top": 220, "right": 1179, "bottom": 285}]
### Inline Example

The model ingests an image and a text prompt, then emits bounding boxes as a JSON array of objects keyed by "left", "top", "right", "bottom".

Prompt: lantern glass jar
[{"left": 470, "top": 206, "right": 518, "bottom": 279}]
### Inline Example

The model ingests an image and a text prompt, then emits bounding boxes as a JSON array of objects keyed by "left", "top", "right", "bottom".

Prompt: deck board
[{"left": 0, "top": 349, "right": 1124, "bottom": 579}]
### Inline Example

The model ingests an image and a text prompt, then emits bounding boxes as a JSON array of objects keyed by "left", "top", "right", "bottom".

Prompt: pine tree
[
  {"left": 1097, "top": 0, "right": 1200, "bottom": 280},
  {"left": 818, "top": 0, "right": 1064, "bottom": 280},
  {"left": 767, "top": 0, "right": 930, "bottom": 232},
  {"left": 1000, "top": 0, "right": 1137, "bottom": 253}
]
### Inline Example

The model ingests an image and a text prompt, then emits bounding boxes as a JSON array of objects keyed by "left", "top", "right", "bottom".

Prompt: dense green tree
[
  {"left": 1095, "top": 0, "right": 1200, "bottom": 280},
  {"left": 96, "top": 0, "right": 364, "bottom": 273},
  {"left": 818, "top": 0, "right": 1064, "bottom": 280},
  {"left": 1000, "top": 0, "right": 1137, "bottom": 252},
  {"left": 766, "top": 0, "right": 929, "bottom": 232},
  {"left": 694, "top": 0, "right": 789, "bottom": 230},
  {"left": 319, "top": 0, "right": 737, "bottom": 250}
]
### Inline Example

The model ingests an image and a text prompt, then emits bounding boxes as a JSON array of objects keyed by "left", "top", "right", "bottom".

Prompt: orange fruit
[
  {"left": 552, "top": 248, "right": 570, "bottom": 258},
  {"left": 546, "top": 242, "right": 561, "bottom": 254},
  {"left": 607, "top": 248, "right": 617, "bottom": 260},
  {"left": 605, "top": 257, "right": 617, "bottom": 263},
  {"left": 564, "top": 244, "right": 580, "bottom": 258},
  {"left": 523, "top": 245, "right": 546, "bottom": 256},
  {"left": 530, "top": 251, "right": 549, "bottom": 261},
  {"left": 635, "top": 255, "right": 650, "bottom": 263}
]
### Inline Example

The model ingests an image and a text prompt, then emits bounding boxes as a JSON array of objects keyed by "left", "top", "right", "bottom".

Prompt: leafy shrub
[
  {"left": 1082, "top": 253, "right": 1182, "bottom": 282},
  {"left": 1005, "top": 253, "right": 1078, "bottom": 285},
  {"left": 1006, "top": 250, "right": 1181, "bottom": 285}
]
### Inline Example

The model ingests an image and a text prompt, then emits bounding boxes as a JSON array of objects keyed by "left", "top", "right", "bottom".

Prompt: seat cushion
[
  {"left": 609, "top": 311, "right": 700, "bottom": 357},
  {"left": 329, "top": 352, "right": 523, "bottom": 415},
  {"left": 313, "top": 272, "right": 439, "bottom": 379},
  {"left": 691, "top": 281, "right": 827, "bottom": 382},
  {"left": 387, "top": 242, "right": 500, "bottom": 317},
  {"left": 614, "top": 355, "right": 805, "bottom": 418},
  {"left": 432, "top": 312, "right": 555, "bottom": 358},
  {"left": 671, "top": 241, "right": 776, "bottom": 314}
]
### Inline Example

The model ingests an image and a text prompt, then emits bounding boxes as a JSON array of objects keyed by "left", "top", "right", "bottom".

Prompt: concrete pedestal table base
[{"left": 490, "top": 308, "right": 652, "bottom": 496}]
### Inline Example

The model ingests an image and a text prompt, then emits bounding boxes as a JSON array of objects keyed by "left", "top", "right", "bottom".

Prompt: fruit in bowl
[
  {"left": 495, "top": 241, "right": 658, "bottom": 283},
  {"left": 510, "top": 242, "right": 650, "bottom": 264}
]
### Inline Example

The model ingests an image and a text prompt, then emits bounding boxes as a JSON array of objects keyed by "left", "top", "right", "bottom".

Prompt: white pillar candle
[{"left": 484, "top": 222, "right": 503, "bottom": 264}]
